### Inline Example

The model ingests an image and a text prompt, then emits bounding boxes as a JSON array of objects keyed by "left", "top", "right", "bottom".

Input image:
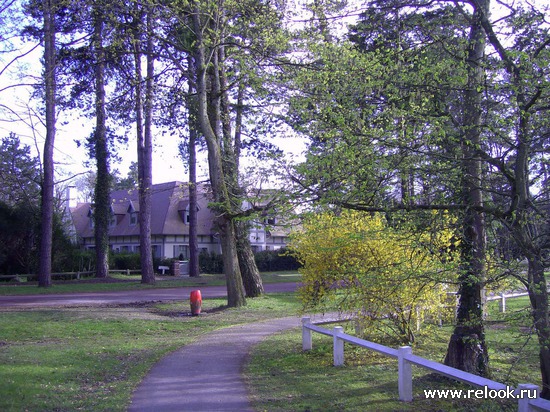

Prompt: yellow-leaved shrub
[{"left": 289, "top": 210, "right": 459, "bottom": 344}]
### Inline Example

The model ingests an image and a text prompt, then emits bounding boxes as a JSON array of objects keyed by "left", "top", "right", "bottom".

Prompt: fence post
[
  {"left": 398, "top": 346, "right": 413, "bottom": 402},
  {"left": 517, "top": 383, "right": 539, "bottom": 412},
  {"left": 499, "top": 293, "right": 506, "bottom": 313},
  {"left": 302, "top": 317, "right": 312, "bottom": 351},
  {"left": 333, "top": 326, "right": 344, "bottom": 366}
]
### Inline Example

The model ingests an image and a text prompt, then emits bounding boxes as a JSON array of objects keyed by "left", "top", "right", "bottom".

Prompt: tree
[
  {"left": 134, "top": 0, "right": 156, "bottom": 284},
  {"left": 113, "top": 161, "right": 138, "bottom": 190},
  {"left": 161, "top": 0, "right": 289, "bottom": 304},
  {"left": 91, "top": 0, "right": 110, "bottom": 279},
  {"left": 472, "top": 1, "right": 550, "bottom": 396},
  {"left": 190, "top": 0, "right": 246, "bottom": 306},
  {"left": 444, "top": 0, "right": 489, "bottom": 377},
  {"left": 285, "top": 0, "right": 550, "bottom": 388},
  {"left": 0, "top": 134, "right": 41, "bottom": 275},
  {"left": 186, "top": 56, "right": 200, "bottom": 278},
  {"left": 0, "top": 133, "right": 41, "bottom": 205},
  {"left": 37, "top": 0, "right": 57, "bottom": 288}
]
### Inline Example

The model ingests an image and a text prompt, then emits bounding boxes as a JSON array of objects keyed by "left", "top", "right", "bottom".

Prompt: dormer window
[
  {"left": 128, "top": 201, "right": 138, "bottom": 226},
  {"left": 178, "top": 201, "right": 199, "bottom": 225}
]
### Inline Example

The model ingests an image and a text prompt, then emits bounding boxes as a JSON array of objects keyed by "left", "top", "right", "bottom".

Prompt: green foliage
[
  {"left": 253, "top": 248, "right": 300, "bottom": 272},
  {"left": 0, "top": 134, "right": 41, "bottom": 206},
  {"left": 199, "top": 250, "right": 224, "bottom": 274},
  {"left": 0, "top": 200, "right": 82, "bottom": 276},
  {"left": 289, "top": 210, "right": 459, "bottom": 343},
  {"left": 110, "top": 253, "right": 141, "bottom": 270}
]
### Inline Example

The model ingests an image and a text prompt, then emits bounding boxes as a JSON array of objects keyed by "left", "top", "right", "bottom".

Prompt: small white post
[
  {"left": 499, "top": 293, "right": 506, "bottom": 313},
  {"left": 302, "top": 317, "right": 312, "bottom": 351},
  {"left": 333, "top": 326, "right": 344, "bottom": 366},
  {"left": 398, "top": 346, "right": 413, "bottom": 402},
  {"left": 517, "top": 383, "right": 539, "bottom": 412}
]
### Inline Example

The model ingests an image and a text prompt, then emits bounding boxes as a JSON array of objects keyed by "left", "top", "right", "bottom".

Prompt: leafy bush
[
  {"left": 54, "top": 249, "right": 96, "bottom": 273},
  {"left": 199, "top": 250, "right": 224, "bottom": 274},
  {"left": 110, "top": 253, "right": 141, "bottom": 270},
  {"left": 254, "top": 248, "right": 300, "bottom": 272},
  {"left": 289, "top": 210, "right": 459, "bottom": 344}
]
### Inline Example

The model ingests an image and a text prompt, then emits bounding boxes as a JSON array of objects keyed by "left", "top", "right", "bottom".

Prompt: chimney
[{"left": 66, "top": 186, "right": 78, "bottom": 209}]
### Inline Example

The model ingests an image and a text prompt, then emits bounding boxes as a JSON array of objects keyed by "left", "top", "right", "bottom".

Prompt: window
[
  {"left": 152, "top": 245, "right": 161, "bottom": 258},
  {"left": 130, "top": 212, "right": 137, "bottom": 226}
]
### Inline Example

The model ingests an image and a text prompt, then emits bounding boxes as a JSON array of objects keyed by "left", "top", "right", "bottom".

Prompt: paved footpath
[{"left": 128, "top": 313, "right": 340, "bottom": 412}]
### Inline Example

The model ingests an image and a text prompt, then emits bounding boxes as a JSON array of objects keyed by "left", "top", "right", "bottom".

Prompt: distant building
[{"left": 66, "top": 181, "right": 288, "bottom": 259}]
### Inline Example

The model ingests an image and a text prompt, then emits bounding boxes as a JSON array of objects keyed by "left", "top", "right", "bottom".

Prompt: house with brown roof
[{"left": 67, "top": 181, "right": 289, "bottom": 259}]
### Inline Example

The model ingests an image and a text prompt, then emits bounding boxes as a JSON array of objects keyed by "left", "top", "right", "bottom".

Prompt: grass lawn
[
  {"left": 0, "top": 292, "right": 302, "bottom": 411},
  {"left": 246, "top": 296, "right": 540, "bottom": 412},
  {"left": 0, "top": 277, "right": 541, "bottom": 412},
  {"left": 0, "top": 271, "right": 302, "bottom": 295}
]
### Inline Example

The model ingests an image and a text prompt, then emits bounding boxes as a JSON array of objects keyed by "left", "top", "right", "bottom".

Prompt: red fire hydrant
[{"left": 190, "top": 290, "right": 202, "bottom": 316}]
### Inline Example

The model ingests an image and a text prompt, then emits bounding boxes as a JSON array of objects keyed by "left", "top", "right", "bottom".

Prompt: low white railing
[
  {"left": 301, "top": 317, "right": 550, "bottom": 411},
  {"left": 486, "top": 291, "right": 530, "bottom": 313}
]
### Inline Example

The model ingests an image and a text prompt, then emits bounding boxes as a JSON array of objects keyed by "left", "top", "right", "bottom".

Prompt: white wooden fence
[
  {"left": 486, "top": 291, "right": 530, "bottom": 313},
  {"left": 302, "top": 317, "right": 550, "bottom": 411}
]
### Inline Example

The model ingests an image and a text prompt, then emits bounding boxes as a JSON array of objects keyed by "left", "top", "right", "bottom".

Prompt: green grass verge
[
  {"left": 0, "top": 271, "right": 302, "bottom": 295},
  {"left": 246, "top": 295, "right": 539, "bottom": 412},
  {"left": 0, "top": 293, "right": 303, "bottom": 411}
]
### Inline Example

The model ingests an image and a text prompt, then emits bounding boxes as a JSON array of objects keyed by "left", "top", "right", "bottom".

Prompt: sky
[
  {"left": 3, "top": 0, "right": 540, "bottom": 193},
  {"left": 0, "top": 1, "right": 307, "bottom": 192},
  {"left": 0, "top": 44, "right": 306, "bottom": 191}
]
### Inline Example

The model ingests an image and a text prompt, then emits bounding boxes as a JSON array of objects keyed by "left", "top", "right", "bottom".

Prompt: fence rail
[
  {"left": 486, "top": 291, "right": 530, "bottom": 313},
  {"left": 302, "top": 317, "right": 550, "bottom": 412}
]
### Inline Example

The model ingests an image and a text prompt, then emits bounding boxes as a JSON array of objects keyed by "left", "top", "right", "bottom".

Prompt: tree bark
[
  {"left": 236, "top": 220, "right": 264, "bottom": 297},
  {"left": 93, "top": 4, "right": 110, "bottom": 279},
  {"left": 133, "top": 2, "right": 155, "bottom": 284},
  {"left": 38, "top": 0, "right": 56, "bottom": 288},
  {"left": 187, "top": 56, "right": 200, "bottom": 277},
  {"left": 444, "top": 0, "right": 490, "bottom": 377}
]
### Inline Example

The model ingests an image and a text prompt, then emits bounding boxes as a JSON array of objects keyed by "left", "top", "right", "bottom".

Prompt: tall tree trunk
[
  {"left": 521, "top": 243, "right": 550, "bottom": 397},
  {"left": 444, "top": 0, "right": 490, "bottom": 377},
  {"left": 233, "top": 83, "right": 264, "bottom": 297},
  {"left": 191, "top": 1, "right": 245, "bottom": 307},
  {"left": 187, "top": 57, "right": 199, "bottom": 278},
  {"left": 93, "top": 4, "right": 110, "bottom": 279},
  {"left": 133, "top": 2, "right": 154, "bottom": 284},
  {"left": 38, "top": 0, "right": 56, "bottom": 288}
]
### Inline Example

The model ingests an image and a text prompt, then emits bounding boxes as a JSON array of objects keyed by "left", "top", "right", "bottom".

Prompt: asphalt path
[
  {"left": 128, "top": 312, "right": 344, "bottom": 412},
  {"left": 0, "top": 282, "right": 298, "bottom": 308}
]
